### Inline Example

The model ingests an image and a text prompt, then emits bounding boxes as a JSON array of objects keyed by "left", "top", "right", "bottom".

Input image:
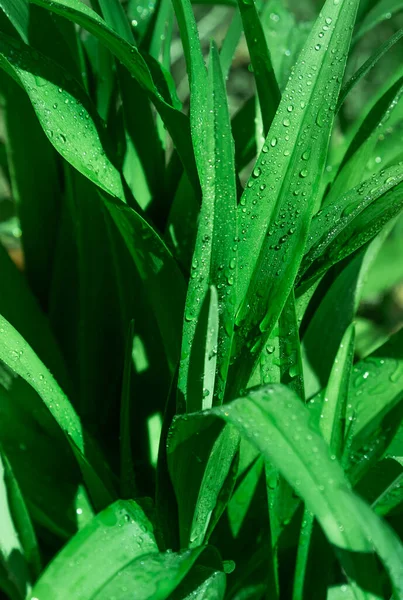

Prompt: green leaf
[
  {"left": 0, "top": 0, "right": 29, "bottom": 42},
  {"left": 97, "top": 0, "right": 134, "bottom": 43},
  {"left": 120, "top": 320, "right": 137, "bottom": 498},
  {"left": 327, "top": 76, "right": 403, "bottom": 204},
  {"left": 0, "top": 33, "right": 124, "bottom": 199},
  {"left": 0, "top": 242, "right": 71, "bottom": 393},
  {"left": 0, "top": 447, "right": 32, "bottom": 599},
  {"left": 30, "top": 500, "right": 158, "bottom": 599},
  {"left": 302, "top": 225, "right": 393, "bottom": 397},
  {"left": 355, "top": 0, "right": 403, "bottom": 41},
  {"left": 299, "top": 164, "right": 403, "bottom": 290},
  {"left": 103, "top": 195, "right": 186, "bottom": 372},
  {"left": 0, "top": 314, "right": 115, "bottom": 508},
  {"left": 179, "top": 43, "right": 237, "bottom": 410},
  {"left": 337, "top": 28, "right": 403, "bottom": 111},
  {"left": 30, "top": 0, "right": 198, "bottom": 190},
  {"left": 167, "top": 413, "right": 239, "bottom": 547},
  {"left": 3, "top": 77, "right": 63, "bottom": 308},
  {"left": 262, "top": 0, "right": 311, "bottom": 90},
  {"left": 228, "top": 0, "right": 359, "bottom": 396},
  {"left": 0, "top": 445, "right": 40, "bottom": 579},
  {"left": 237, "top": 0, "right": 280, "bottom": 136},
  {"left": 94, "top": 548, "right": 213, "bottom": 600},
  {"left": 211, "top": 385, "right": 403, "bottom": 597}
]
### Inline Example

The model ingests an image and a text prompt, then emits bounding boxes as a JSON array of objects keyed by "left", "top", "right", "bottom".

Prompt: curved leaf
[
  {"left": 30, "top": 0, "right": 197, "bottom": 189},
  {"left": 211, "top": 385, "right": 403, "bottom": 597}
]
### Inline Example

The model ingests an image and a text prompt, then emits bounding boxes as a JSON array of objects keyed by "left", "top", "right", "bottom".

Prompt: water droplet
[
  {"left": 299, "top": 168, "right": 308, "bottom": 178},
  {"left": 270, "top": 137, "right": 277, "bottom": 147},
  {"left": 59, "top": 133, "right": 67, "bottom": 143},
  {"left": 283, "top": 118, "right": 290, "bottom": 127},
  {"left": 315, "top": 44, "right": 321, "bottom": 51},
  {"left": 325, "top": 17, "right": 332, "bottom": 24},
  {"left": 302, "top": 150, "right": 310, "bottom": 160},
  {"left": 252, "top": 167, "right": 261, "bottom": 178},
  {"left": 287, "top": 105, "right": 293, "bottom": 112}
]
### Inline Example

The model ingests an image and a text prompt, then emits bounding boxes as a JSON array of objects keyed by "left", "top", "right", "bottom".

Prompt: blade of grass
[
  {"left": 293, "top": 326, "right": 355, "bottom": 600},
  {"left": 0, "top": 447, "right": 31, "bottom": 599},
  {"left": 228, "top": 0, "right": 360, "bottom": 396},
  {"left": 337, "top": 29, "right": 403, "bottom": 111},
  {"left": 167, "top": 413, "right": 239, "bottom": 547},
  {"left": 0, "top": 0, "right": 28, "bottom": 42},
  {"left": 237, "top": 0, "right": 280, "bottom": 137},
  {"left": 178, "top": 43, "right": 237, "bottom": 410},
  {"left": 97, "top": 0, "right": 134, "bottom": 43},
  {"left": 354, "top": 0, "right": 403, "bottom": 41}
]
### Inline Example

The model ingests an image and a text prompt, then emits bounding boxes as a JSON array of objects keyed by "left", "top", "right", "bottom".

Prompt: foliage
[{"left": 0, "top": 0, "right": 402, "bottom": 598}]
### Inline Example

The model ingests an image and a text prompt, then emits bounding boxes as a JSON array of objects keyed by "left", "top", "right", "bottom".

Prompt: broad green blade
[
  {"left": 211, "top": 385, "right": 403, "bottom": 597},
  {"left": 179, "top": 43, "right": 237, "bottom": 410},
  {"left": 167, "top": 412, "right": 239, "bottom": 547},
  {"left": 0, "top": 0, "right": 28, "bottom": 42},
  {"left": 0, "top": 34, "right": 124, "bottom": 199},
  {"left": 30, "top": 0, "right": 198, "bottom": 190},
  {"left": 237, "top": 0, "right": 280, "bottom": 136},
  {"left": 0, "top": 446, "right": 40, "bottom": 578},
  {"left": 98, "top": 0, "right": 134, "bottom": 43},
  {"left": 299, "top": 164, "right": 403, "bottom": 290},
  {"left": 0, "top": 447, "right": 32, "bottom": 599},
  {"left": 355, "top": 0, "right": 403, "bottom": 41},
  {"left": 228, "top": 0, "right": 359, "bottom": 396},
  {"left": 327, "top": 76, "right": 403, "bottom": 204},
  {"left": 337, "top": 29, "right": 403, "bottom": 111},
  {"left": 0, "top": 314, "right": 115, "bottom": 507},
  {"left": 30, "top": 500, "right": 157, "bottom": 599}
]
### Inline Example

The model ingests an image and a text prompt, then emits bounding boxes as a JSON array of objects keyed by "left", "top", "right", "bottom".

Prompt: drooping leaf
[
  {"left": 30, "top": 0, "right": 198, "bottom": 189},
  {"left": 0, "top": 314, "right": 115, "bottom": 508},
  {"left": 211, "top": 385, "right": 403, "bottom": 597},
  {"left": 0, "top": 33, "right": 124, "bottom": 199},
  {"left": 237, "top": 0, "right": 280, "bottom": 136}
]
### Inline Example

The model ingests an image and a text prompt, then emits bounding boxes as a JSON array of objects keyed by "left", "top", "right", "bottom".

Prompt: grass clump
[{"left": 0, "top": 0, "right": 403, "bottom": 598}]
